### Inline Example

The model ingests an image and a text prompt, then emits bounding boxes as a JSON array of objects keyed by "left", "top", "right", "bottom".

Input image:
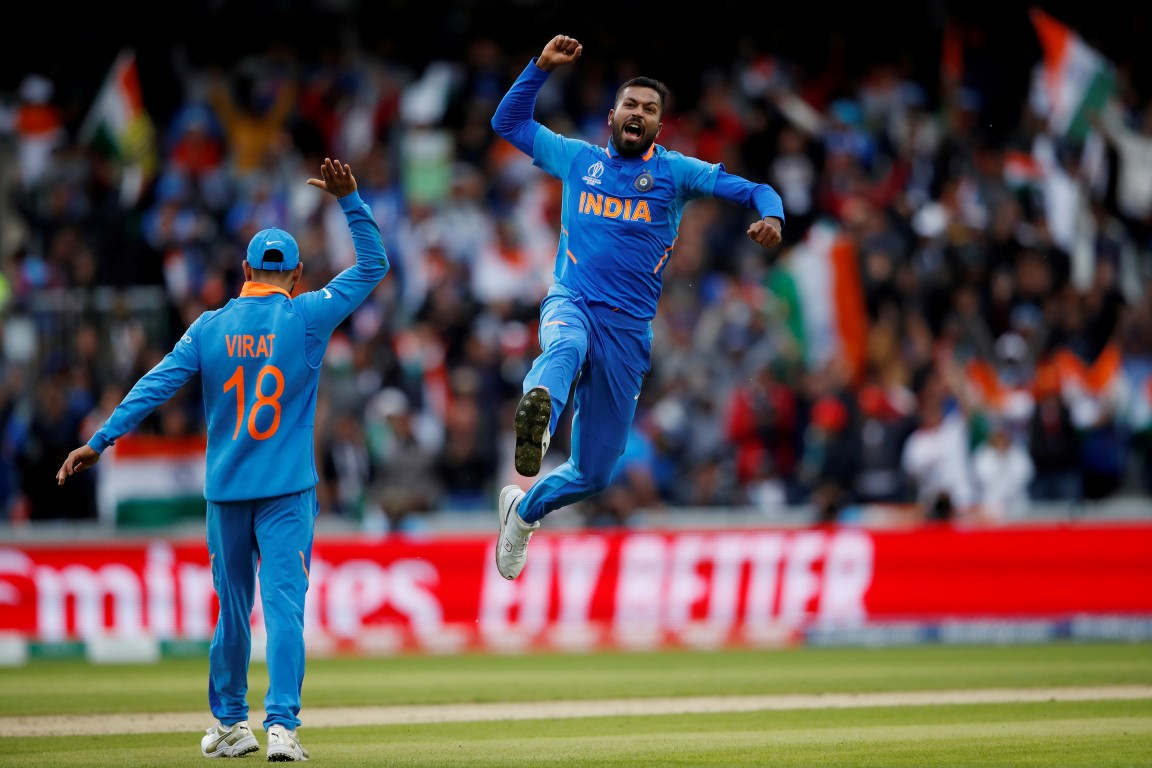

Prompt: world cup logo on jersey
[
  {"left": 634, "top": 172, "right": 653, "bottom": 193},
  {"left": 582, "top": 161, "right": 605, "bottom": 187}
]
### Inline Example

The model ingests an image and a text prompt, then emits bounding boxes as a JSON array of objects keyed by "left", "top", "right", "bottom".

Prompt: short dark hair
[{"left": 615, "top": 76, "right": 670, "bottom": 114}]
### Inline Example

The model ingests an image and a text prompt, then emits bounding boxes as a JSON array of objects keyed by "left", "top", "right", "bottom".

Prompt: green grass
[{"left": 2, "top": 642, "right": 1151, "bottom": 766}]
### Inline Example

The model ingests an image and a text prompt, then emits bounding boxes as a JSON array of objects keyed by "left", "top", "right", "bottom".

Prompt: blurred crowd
[{"left": 1, "top": 18, "right": 1151, "bottom": 532}]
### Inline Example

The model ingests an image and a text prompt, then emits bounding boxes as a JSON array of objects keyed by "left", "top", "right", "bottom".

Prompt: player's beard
[{"left": 611, "top": 119, "right": 656, "bottom": 158}]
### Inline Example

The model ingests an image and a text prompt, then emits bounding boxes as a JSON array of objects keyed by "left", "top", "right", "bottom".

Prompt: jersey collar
[
  {"left": 240, "top": 281, "right": 291, "bottom": 298},
  {"left": 606, "top": 141, "right": 657, "bottom": 161}
]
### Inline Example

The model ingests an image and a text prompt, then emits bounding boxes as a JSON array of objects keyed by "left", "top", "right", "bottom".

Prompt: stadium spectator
[
  {"left": 725, "top": 359, "right": 803, "bottom": 505},
  {"left": 3, "top": 75, "right": 65, "bottom": 194},
  {"left": 1095, "top": 100, "right": 1152, "bottom": 253},
  {"left": 852, "top": 380, "right": 917, "bottom": 506},
  {"left": 767, "top": 123, "right": 819, "bottom": 247},
  {"left": 206, "top": 69, "right": 299, "bottom": 181},
  {"left": 971, "top": 417, "right": 1036, "bottom": 524},
  {"left": 1027, "top": 363, "right": 1083, "bottom": 504},
  {"left": 799, "top": 393, "right": 862, "bottom": 524},
  {"left": 18, "top": 374, "right": 96, "bottom": 521},
  {"left": 900, "top": 364, "right": 977, "bottom": 523},
  {"left": 435, "top": 368, "right": 498, "bottom": 511},
  {"left": 319, "top": 408, "right": 375, "bottom": 520},
  {"left": 366, "top": 385, "right": 442, "bottom": 531}
]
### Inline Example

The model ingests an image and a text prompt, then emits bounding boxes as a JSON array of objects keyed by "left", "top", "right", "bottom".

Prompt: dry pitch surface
[{"left": 4, "top": 685, "right": 1149, "bottom": 737}]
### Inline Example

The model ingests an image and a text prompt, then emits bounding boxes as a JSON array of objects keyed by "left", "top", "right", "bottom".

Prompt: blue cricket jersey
[
  {"left": 87, "top": 190, "right": 389, "bottom": 502},
  {"left": 492, "top": 60, "right": 785, "bottom": 322}
]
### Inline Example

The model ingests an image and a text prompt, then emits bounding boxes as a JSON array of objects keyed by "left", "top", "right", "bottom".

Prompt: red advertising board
[{"left": 2, "top": 523, "right": 1150, "bottom": 652}]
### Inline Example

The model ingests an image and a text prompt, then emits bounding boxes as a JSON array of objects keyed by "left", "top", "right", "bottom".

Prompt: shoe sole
[
  {"left": 267, "top": 743, "right": 308, "bottom": 762},
  {"left": 514, "top": 388, "right": 551, "bottom": 477}
]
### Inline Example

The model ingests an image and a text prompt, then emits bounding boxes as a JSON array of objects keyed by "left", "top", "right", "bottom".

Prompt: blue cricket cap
[{"left": 246, "top": 227, "right": 300, "bottom": 271}]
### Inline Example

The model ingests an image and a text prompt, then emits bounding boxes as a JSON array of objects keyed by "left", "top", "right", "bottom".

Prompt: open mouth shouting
[{"left": 614, "top": 117, "right": 650, "bottom": 156}]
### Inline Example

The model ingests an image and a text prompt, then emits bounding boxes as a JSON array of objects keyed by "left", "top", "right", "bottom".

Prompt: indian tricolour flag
[
  {"left": 95, "top": 434, "right": 207, "bottom": 527},
  {"left": 79, "top": 48, "right": 158, "bottom": 204},
  {"left": 765, "top": 220, "right": 868, "bottom": 384},
  {"left": 1003, "top": 149, "right": 1046, "bottom": 189},
  {"left": 1029, "top": 6, "right": 1116, "bottom": 143},
  {"left": 1048, "top": 343, "right": 1130, "bottom": 430}
]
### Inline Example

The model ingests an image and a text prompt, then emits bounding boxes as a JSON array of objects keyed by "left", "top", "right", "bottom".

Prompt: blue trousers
[
  {"left": 520, "top": 288, "right": 651, "bottom": 524},
  {"left": 205, "top": 487, "right": 317, "bottom": 731}
]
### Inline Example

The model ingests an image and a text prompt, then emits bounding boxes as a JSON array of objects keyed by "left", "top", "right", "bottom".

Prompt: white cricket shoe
[
  {"left": 496, "top": 484, "right": 539, "bottom": 580},
  {"left": 514, "top": 387, "right": 551, "bottom": 476},
  {"left": 266, "top": 724, "right": 309, "bottom": 762},
  {"left": 200, "top": 720, "right": 259, "bottom": 758}
]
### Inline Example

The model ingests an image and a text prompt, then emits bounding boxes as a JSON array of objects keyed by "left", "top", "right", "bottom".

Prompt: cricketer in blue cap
[
  {"left": 246, "top": 227, "right": 300, "bottom": 271},
  {"left": 55, "top": 157, "right": 391, "bottom": 762}
]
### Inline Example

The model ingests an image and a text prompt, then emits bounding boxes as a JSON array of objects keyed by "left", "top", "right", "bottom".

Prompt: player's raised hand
[
  {"left": 537, "top": 35, "right": 583, "bottom": 72},
  {"left": 306, "top": 157, "right": 357, "bottom": 198},
  {"left": 748, "top": 217, "right": 783, "bottom": 249}
]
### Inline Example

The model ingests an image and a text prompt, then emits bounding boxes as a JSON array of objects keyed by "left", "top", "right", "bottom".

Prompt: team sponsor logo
[
  {"left": 634, "top": 171, "right": 654, "bottom": 193},
  {"left": 582, "top": 161, "right": 605, "bottom": 187}
]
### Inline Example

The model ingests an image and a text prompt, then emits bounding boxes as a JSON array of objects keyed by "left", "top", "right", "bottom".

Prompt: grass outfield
[{"left": 1, "top": 642, "right": 1150, "bottom": 766}]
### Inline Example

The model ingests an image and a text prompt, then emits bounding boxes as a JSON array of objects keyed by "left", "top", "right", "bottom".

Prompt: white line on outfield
[{"left": 4, "top": 686, "right": 1150, "bottom": 737}]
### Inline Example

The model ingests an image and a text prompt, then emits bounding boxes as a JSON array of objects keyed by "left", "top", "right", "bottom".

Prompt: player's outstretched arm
[
  {"left": 306, "top": 157, "right": 357, "bottom": 199},
  {"left": 536, "top": 35, "right": 582, "bottom": 72}
]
